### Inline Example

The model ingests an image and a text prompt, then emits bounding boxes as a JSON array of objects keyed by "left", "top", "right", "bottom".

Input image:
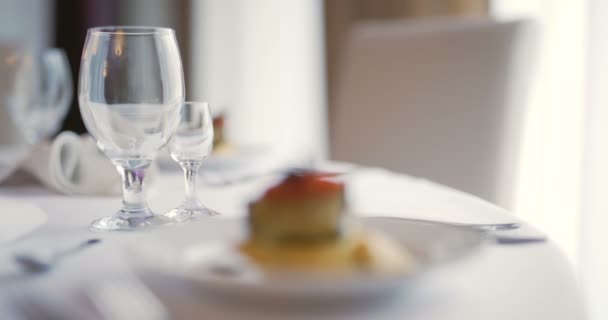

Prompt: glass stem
[
  {"left": 117, "top": 164, "right": 151, "bottom": 218},
  {"left": 182, "top": 161, "right": 201, "bottom": 204}
]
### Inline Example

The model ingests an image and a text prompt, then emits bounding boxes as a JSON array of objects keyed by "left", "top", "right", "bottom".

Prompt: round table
[{"left": 0, "top": 166, "right": 585, "bottom": 319}]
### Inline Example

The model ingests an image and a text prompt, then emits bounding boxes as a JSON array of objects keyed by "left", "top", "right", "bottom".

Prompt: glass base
[
  {"left": 162, "top": 205, "right": 220, "bottom": 223},
  {"left": 90, "top": 213, "right": 171, "bottom": 232}
]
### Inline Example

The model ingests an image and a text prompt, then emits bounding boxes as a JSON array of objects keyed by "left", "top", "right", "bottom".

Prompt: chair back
[{"left": 330, "top": 18, "right": 538, "bottom": 208}]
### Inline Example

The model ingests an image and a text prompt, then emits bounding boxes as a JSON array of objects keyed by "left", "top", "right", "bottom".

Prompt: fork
[{"left": 374, "top": 216, "right": 546, "bottom": 244}]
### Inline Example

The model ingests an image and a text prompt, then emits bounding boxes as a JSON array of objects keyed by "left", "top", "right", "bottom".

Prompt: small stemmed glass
[{"left": 163, "top": 102, "right": 219, "bottom": 222}]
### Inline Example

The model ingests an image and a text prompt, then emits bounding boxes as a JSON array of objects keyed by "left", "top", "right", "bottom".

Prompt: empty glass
[
  {"left": 79, "top": 26, "right": 184, "bottom": 231},
  {"left": 12, "top": 48, "right": 73, "bottom": 142},
  {"left": 0, "top": 47, "right": 72, "bottom": 182},
  {"left": 163, "top": 102, "right": 219, "bottom": 222}
]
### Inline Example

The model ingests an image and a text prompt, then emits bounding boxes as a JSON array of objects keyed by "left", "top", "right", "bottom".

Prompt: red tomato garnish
[
  {"left": 263, "top": 172, "right": 343, "bottom": 201},
  {"left": 213, "top": 116, "right": 225, "bottom": 128}
]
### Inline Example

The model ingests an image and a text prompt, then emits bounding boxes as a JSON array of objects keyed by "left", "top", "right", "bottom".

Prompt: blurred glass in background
[{"left": 0, "top": 45, "right": 72, "bottom": 181}]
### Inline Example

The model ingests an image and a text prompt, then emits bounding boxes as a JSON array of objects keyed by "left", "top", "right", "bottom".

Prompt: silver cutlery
[
  {"left": 14, "top": 238, "right": 101, "bottom": 273},
  {"left": 375, "top": 216, "right": 546, "bottom": 244}
]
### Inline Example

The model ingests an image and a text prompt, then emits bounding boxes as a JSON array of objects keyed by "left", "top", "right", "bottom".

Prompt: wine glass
[
  {"left": 11, "top": 48, "right": 73, "bottom": 142},
  {"left": 163, "top": 102, "right": 219, "bottom": 222},
  {"left": 79, "top": 26, "right": 184, "bottom": 231},
  {"left": 0, "top": 47, "right": 72, "bottom": 182}
]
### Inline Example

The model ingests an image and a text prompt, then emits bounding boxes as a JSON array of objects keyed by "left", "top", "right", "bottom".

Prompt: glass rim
[{"left": 87, "top": 26, "right": 175, "bottom": 36}]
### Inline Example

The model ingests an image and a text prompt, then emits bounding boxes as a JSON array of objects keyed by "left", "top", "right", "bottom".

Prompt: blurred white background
[
  {"left": 191, "top": 0, "right": 328, "bottom": 162},
  {"left": 0, "top": 0, "right": 53, "bottom": 49},
  {"left": 494, "top": 1, "right": 605, "bottom": 319},
  {"left": 0, "top": 0, "right": 605, "bottom": 318}
]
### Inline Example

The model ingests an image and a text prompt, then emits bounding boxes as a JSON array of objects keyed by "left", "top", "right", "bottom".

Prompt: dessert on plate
[{"left": 239, "top": 171, "right": 414, "bottom": 275}]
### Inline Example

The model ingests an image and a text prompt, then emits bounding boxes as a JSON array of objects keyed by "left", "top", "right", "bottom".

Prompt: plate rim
[{"left": 128, "top": 216, "right": 486, "bottom": 301}]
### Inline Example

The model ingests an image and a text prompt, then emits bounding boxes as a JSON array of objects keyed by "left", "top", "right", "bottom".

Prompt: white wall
[
  {"left": 0, "top": 0, "right": 53, "bottom": 49},
  {"left": 491, "top": 0, "right": 585, "bottom": 264},
  {"left": 581, "top": 1, "right": 608, "bottom": 319},
  {"left": 191, "top": 0, "right": 328, "bottom": 162}
]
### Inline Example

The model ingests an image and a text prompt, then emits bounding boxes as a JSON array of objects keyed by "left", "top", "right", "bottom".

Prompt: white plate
[{"left": 129, "top": 217, "right": 485, "bottom": 302}]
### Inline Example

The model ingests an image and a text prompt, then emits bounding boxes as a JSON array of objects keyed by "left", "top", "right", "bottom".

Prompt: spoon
[{"left": 14, "top": 238, "right": 101, "bottom": 273}]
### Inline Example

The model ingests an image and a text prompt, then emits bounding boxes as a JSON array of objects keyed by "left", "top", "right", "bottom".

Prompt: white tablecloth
[{"left": 0, "top": 167, "right": 585, "bottom": 319}]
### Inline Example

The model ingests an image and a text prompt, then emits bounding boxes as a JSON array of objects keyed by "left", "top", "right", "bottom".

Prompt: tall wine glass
[
  {"left": 79, "top": 26, "right": 184, "bottom": 231},
  {"left": 163, "top": 102, "right": 219, "bottom": 222}
]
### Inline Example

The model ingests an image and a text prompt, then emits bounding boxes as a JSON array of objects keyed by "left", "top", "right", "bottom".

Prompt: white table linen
[
  {"left": 0, "top": 198, "right": 46, "bottom": 245},
  {"left": 0, "top": 167, "right": 585, "bottom": 319}
]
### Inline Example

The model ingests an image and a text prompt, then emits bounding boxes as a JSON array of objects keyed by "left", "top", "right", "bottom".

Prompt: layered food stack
[{"left": 240, "top": 172, "right": 413, "bottom": 275}]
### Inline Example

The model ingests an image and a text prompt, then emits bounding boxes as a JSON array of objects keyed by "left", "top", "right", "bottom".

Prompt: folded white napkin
[{"left": 21, "top": 131, "right": 158, "bottom": 196}]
